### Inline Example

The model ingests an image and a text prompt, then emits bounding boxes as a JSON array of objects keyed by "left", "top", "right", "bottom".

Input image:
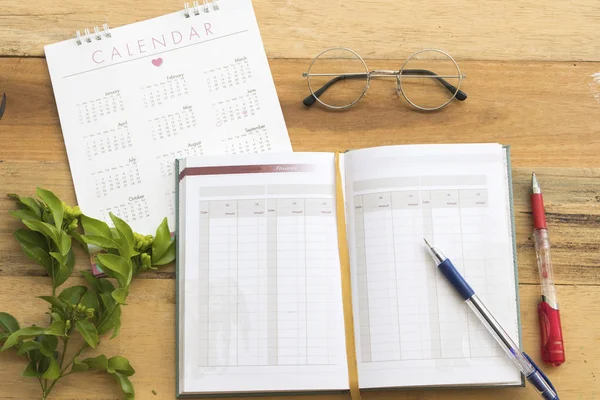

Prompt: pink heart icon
[{"left": 152, "top": 58, "right": 163, "bottom": 67}]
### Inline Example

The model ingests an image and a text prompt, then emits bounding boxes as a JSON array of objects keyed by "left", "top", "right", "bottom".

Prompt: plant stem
[
  {"left": 59, "top": 337, "right": 69, "bottom": 368},
  {"left": 44, "top": 343, "right": 87, "bottom": 399},
  {"left": 61, "top": 343, "right": 86, "bottom": 375},
  {"left": 44, "top": 379, "right": 57, "bottom": 398}
]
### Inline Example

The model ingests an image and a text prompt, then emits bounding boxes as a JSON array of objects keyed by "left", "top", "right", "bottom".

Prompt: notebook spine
[
  {"left": 184, "top": 0, "right": 220, "bottom": 18},
  {"left": 75, "top": 23, "right": 112, "bottom": 46}
]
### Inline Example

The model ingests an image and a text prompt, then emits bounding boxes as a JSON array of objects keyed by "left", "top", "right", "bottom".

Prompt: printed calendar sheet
[{"left": 44, "top": 0, "right": 291, "bottom": 235}]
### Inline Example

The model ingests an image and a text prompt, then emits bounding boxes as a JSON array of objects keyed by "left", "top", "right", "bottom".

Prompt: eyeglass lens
[
  {"left": 306, "top": 48, "right": 369, "bottom": 108},
  {"left": 399, "top": 50, "right": 461, "bottom": 110}
]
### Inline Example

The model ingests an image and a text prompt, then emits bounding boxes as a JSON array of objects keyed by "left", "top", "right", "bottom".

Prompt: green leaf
[
  {"left": 36, "top": 188, "right": 64, "bottom": 229},
  {"left": 39, "top": 296, "right": 68, "bottom": 313},
  {"left": 9, "top": 209, "right": 41, "bottom": 221},
  {"left": 0, "top": 312, "right": 20, "bottom": 333},
  {"left": 22, "top": 360, "right": 42, "bottom": 377},
  {"left": 80, "top": 354, "right": 108, "bottom": 370},
  {"left": 58, "top": 231, "right": 71, "bottom": 256},
  {"left": 19, "top": 339, "right": 53, "bottom": 357},
  {"left": 14, "top": 229, "right": 48, "bottom": 249},
  {"left": 58, "top": 285, "right": 87, "bottom": 304},
  {"left": 152, "top": 217, "right": 171, "bottom": 260},
  {"left": 50, "top": 312, "right": 63, "bottom": 322},
  {"left": 81, "top": 271, "right": 99, "bottom": 290},
  {"left": 97, "top": 253, "right": 131, "bottom": 287},
  {"left": 71, "top": 358, "right": 90, "bottom": 373},
  {"left": 49, "top": 251, "right": 66, "bottom": 266},
  {"left": 152, "top": 240, "right": 175, "bottom": 266},
  {"left": 1, "top": 326, "right": 46, "bottom": 351},
  {"left": 82, "top": 234, "right": 122, "bottom": 250},
  {"left": 98, "top": 278, "right": 116, "bottom": 293},
  {"left": 18, "top": 243, "right": 53, "bottom": 276},
  {"left": 111, "top": 288, "right": 129, "bottom": 305},
  {"left": 108, "top": 356, "right": 135, "bottom": 376},
  {"left": 81, "top": 290, "right": 99, "bottom": 312},
  {"left": 22, "top": 220, "right": 60, "bottom": 246},
  {"left": 54, "top": 248, "right": 75, "bottom": 287},
  {"left": 99, "top": 293, "right": 115, "bottom": 311},
  {"left": 40, "top": 335, "right": 58, "bottom": 354},
  {"left": 113, "top": 371, "right": 135, "bottom": 398},
  {"left": 38, "top": 356, "right": 50, "bottom": 373},
  {"left": 41, "top": 356, "right": 60, "bottom": 379},
  {"left": 110, "top": 213, "right": 134, "bottom": 258},
  {"left": 75, "top": 321, "right": 98, "bottom": 348},
  {"left": 9, "top": 193, "right": 43, "bottom": 217},
  {"left": 45, "top": 321, "right": 66, "bottom": 337},
  {"left": 31, "top": 348, "right": 43, "bottom": 362},
  {"left": 110, "top": 307, "right": 122, "bottom": 340},
  {"left": 17, "top": 340, "right": 43, "bottom": 355},
  {"left": 70, "top": 230, "right": 89, "bottom": 253},
  {"left": 81, "top": 214, "right": 112, "bottom": 238},
  {"left": 97, "top": 300, "right": 120, "bottom": 337}
]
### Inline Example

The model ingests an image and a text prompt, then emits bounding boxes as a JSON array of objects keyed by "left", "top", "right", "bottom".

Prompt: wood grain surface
[
  {"left": 2, "top": 0, "right": 600, "bottom": 388},
  {"left": 1, "top": 56, "right": 599, "bottom": 399},
  {"left": 1, "top": 0, "right": 600, "bottom": 60}
]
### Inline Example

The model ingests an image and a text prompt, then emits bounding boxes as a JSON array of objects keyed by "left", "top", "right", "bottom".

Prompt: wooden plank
[
  {"left": 0, "top": 277, "right": 595, "bottom": 399},
  {"left": 1, "top": 58, "right": 600, "bottom": 167},
  {"left": 1, "top": 0, "right": 600, "bottom": 60},
  {"left": 1, "top": 164, "right": 599, "bottom": 287},
  {"left": 1, "top": 58, "right": 600, "bottom": 284}
]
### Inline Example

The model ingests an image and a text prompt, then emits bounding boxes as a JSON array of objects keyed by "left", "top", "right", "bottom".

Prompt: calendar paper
[
  {"left": 176, "top": 144, "right": 522, "bottom": 396},
  {"left": 44, "top": 0, "right": 291, "bottom": 240}
]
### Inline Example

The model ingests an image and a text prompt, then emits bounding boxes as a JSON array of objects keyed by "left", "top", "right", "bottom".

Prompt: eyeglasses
[{"left": 302, "top": 48, "right": 467, "bottom": 111}]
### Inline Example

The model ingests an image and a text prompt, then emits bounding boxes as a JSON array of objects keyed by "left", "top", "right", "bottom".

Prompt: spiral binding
[
  {"left": 74, "top": 1, "right": 219, "bottom": 45},
  {"left": 184, "top": 0, "right": 220, "bottom": 18},
  {"left": 75, "top": 23, "right": 111, "bottom": 45}
]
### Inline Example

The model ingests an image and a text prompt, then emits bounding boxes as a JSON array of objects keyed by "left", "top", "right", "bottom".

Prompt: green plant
[{"left": 0, "top": 188, "right": 175, "bottom": 399}]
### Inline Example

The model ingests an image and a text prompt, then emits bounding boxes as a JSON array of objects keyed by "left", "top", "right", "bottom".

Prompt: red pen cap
[{"left": 538, "top": 302, "right": 566, "bottom": 366}]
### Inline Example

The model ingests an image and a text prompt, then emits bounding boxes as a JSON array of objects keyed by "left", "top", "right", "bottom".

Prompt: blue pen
[{"left": 424, "top": 239, "right": 559, "bottom": 400}]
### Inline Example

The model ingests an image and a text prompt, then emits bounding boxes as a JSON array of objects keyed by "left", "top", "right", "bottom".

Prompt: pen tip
[
  {"left": 532, "top": 172, "right": 541, "bottom": 193},
  {"left": 423, "top": 238, "right": 431, "bottom": 248}
]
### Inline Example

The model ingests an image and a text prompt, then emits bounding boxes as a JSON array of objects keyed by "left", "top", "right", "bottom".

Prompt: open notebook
[{"left": 176, "top": 144, "right": 522, "bottom": 396}]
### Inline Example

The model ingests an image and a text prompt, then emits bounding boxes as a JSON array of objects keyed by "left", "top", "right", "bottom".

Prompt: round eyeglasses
[{"left": 302, "top": 48, "right": 467, "bottom": 111}]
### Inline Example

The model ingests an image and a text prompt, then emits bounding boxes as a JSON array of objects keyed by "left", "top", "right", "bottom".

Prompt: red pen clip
[{"left": 538, "top": 301, "right": 566, "bottom": 366}]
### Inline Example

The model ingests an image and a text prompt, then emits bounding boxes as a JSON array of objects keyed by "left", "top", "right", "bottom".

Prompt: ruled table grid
[
  {"left": 197, "top": 197, "right": 339, "bottom": 367},
  {"left": 354, "top": 188, "right": 504, "bottom": 363}
]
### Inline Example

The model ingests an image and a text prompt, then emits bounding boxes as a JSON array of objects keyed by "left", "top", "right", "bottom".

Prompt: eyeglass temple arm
[
  {"left": 303, "top": 69, "right": 467, "bottom": 107},
  {"left": 402, "top": 69, "right": 467, "bottom": 101},
  {"left": 303, "top": 74, "right": 363, "bottom": 106}
]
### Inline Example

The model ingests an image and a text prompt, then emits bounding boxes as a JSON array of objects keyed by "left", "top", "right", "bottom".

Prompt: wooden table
[{"left": 1, "top": 1, "right": 599, "bottom": 399}]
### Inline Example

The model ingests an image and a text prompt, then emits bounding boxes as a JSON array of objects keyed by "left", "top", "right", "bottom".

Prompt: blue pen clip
[{"left": 523, "top": 352, "right": 558, "bottom": 399}]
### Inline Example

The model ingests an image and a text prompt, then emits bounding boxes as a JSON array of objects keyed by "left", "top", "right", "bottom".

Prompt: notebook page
[
  {"left": 343, "top": 144, "right": 521, "bottom": 388},
  {"left": 178, "top": 153, "right": 348, "bottom": 394},
  {"left": 44, "top": 0, "right": 290, "bottom": 237}
]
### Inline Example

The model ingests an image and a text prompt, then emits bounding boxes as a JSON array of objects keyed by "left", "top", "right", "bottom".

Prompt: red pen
[{"left": 531, "top": 173, "right": 565, "bottom": 366}]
